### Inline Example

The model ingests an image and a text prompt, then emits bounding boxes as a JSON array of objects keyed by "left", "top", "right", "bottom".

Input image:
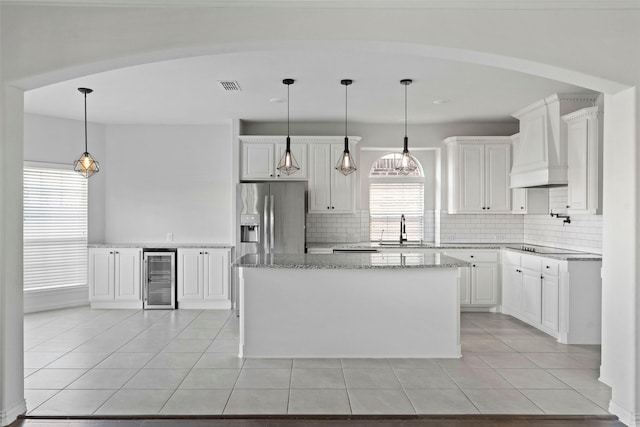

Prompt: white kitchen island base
[{"left": 237, "top": 257, "right": 463, "bottom": 359}]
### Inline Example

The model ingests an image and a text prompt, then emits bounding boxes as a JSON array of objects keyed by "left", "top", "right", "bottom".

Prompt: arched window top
[{"left": 369, "top": 153, "right": 423, "bottom": 177}]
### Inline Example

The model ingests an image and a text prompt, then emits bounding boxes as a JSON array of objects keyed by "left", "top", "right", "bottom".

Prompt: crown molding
[{"left": 2, "top": 0, "right": 640, "bottom": 9}]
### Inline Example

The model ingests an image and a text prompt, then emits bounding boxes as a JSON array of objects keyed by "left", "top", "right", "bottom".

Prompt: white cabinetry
[
  {"left": 444, "top": 250, "right": 499, "bottom": 309},
  {"left": 563, "top": 106, "right": 602, "bottom": 214},
  {"left": 177, "top": 248, "right": 231, "bottom": 309},
  {"left": 510, "top": 94, "right": 598, "bottom": 188},
  {"left": 89, "top": 248, "right": 142, "bottom": 309},
  {"left": 500, "top": 250, "right": 601, "bottom": 344},
  {"left": 444, "top": 137, "right": 511, "bottom": 214},
  {"left": 240, "top": 136, "right": 308, "bottom": 180},
  {"left": 511, "top": 188, "right": 549, "bottom": 214},
  {"left": 308, "top": 139, "right": 359, "bottom": 213}
]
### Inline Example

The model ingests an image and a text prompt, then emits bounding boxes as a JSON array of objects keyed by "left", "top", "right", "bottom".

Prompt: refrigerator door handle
[
  {"left": 270, "top": 194, "right": 275, "bottom": 252},
  {"left": 143, "top": 257, "right": 148, "bottom": 305},
  {"left": 263, "top": 195, "right": 270, "bottom": 253}
]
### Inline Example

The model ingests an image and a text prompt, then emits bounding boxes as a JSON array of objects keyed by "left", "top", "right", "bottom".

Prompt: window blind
[
  {"left": 23, "top": 166, "right": 88, "bottom": 290},
  {"left": 369, "top": 182, "right": 424, "bottom": 242}
]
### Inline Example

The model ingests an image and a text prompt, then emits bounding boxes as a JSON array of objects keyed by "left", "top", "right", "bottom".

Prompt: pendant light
[
  {"left": 276, "top": 78, "right": 300, "bottom": 175},
  {"left": 395, "top": 79, "right": 418, "bottom": 175},
  {"left": 335, "top": 79, "right": 357, "bottom": 176},
  {"left": 73, "top": 88, "right": 100, "bottom": 178}
]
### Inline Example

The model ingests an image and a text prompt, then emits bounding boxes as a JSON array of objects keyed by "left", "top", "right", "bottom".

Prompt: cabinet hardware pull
[
  {"left": 470, "top": 255, "right": 474, "bottom": 258},
  {"left": 546, "top": 266, "right": 550, "bottom": 269},
  {"left": 472, "top": 264, "right": 476, "bottom": 267},
  {"left": 487, "top": 207, "right": 490, "bottom": 210},
  {"left": 482, "top": 207, "right": 486, "bottom": 210},
  {"left": 566, "top": 205, "right": 570, "bottom": 208},
  {"left": 331, "top": 206, "right": 335, "bottom": 209},
  {"left": 521, "top": 206, "right": 524, "bottom": 209}
]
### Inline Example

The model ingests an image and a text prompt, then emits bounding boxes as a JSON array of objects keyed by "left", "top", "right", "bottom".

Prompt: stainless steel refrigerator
[{"left": 233, "top": 182, "right": 306, "bottom": 310}]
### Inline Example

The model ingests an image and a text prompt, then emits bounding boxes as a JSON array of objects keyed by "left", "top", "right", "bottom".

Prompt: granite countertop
[
  {"left": 88, "top": 243, "right": 234, "bottom": 249},
  {"left": 307, "top": 242, "right": 602, "bottom": 261},
  {"left": 234, "top": 253, "right": 470, "bottom": 269}
]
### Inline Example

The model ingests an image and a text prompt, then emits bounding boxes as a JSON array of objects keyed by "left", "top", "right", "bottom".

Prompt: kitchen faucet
[{"left": 399, "top": 214, "right": 408, "bottom": 244}]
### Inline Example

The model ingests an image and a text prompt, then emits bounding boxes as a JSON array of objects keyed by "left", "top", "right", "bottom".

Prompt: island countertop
[{"left": 234, "top": 252, "right": 469, "bottom": 269}]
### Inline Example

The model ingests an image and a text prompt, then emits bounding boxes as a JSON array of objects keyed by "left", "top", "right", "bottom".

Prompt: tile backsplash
[
  {"left": 439, "top": 213, "right": 523, "bottom": 243},
  {"left": 306, "top": 187, "right": 602, "bottom": 252},
  {"left": 523, "top": 187, "right": 602, "bottom": 253}
]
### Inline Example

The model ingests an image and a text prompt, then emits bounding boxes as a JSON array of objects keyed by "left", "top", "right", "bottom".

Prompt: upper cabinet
[
  {"left": 444, "top": 136, "right": 511, "bottom": 214},
  {"left": 240, "top": 136, "right": 308, "bottom": 181},
  {"left": 308, "top": 138, "right": 360, "bottom": 213},
  {"left": 562, "top": 106, "right": 603, "bottom": 214},
  {"left": 510, "top": 93, "right": 598, "bottom": 188}
]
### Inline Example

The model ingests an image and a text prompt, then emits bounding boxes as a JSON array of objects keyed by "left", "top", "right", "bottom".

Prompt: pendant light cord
[
  {"left": 404, "top": 82, "right": 408, "bottom": 139},
  {"left": 287, "top": 83, "right": 290, "bottom": 138},
  {"left": 84, "top": 91, "right": 88, "bottom": 152},
  {"left": 345, "top": 83, "right": 348, "bottom": 138}
]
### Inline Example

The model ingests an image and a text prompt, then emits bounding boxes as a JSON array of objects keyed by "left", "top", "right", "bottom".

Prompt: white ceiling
[{"left": 24, "top": 48, "right": 596, "bottom": 125}]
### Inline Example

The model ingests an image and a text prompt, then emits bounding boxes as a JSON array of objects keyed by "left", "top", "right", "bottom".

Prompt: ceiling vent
[{"left": 218, "top": 80, "right": 241, "bottom": 91}]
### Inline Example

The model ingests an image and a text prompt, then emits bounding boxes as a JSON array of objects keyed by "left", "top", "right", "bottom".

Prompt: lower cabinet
[
  {"left": 521, "top": 269, "right": 542, "bottom": 325},
  {"left": 177, "top": 248, "right": 231, "bottom": 309},
  {"left": 444, "top": 250, "right": 499, "bottom": 309},
  {"left": 89, "top": 248, "right": 142, "bottom": 309},
  {"left": 500, "top": 250, "right": 601, "bottom": 344}
]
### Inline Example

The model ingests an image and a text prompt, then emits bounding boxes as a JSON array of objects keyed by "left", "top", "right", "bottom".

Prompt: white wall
[
  {"left": 104, "top": 123, "right": 233, "bottom": 244},
  {"left": 2, "top": 5, "right": 639, "bottom": 426},
  {"left": 24, "top": 114, "right": 106, "bottom": 243}
]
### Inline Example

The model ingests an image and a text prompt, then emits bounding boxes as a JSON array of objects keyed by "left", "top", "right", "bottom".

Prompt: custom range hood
[{"left": 510, "top": 93, "right": 598, "bottom": 188}]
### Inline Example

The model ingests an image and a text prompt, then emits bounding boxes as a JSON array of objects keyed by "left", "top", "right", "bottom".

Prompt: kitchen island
[{"left": 235, "top": 252, "right": 468, "bottom": 359}]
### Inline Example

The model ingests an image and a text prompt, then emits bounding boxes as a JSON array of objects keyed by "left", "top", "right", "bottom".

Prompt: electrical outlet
[{"left": 166, "top": 232, "right": 173, "bottom": 242}]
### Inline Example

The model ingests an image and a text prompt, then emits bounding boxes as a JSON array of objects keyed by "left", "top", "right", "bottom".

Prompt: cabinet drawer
[
  {"left": 502, "top": 250, "right": 521, "bottom": 266},
  {"left": 444, "top": 251, "right": 498, "bottom": 263},
  {"left": 521, "top": 255, "right": 542, "bottom": 271},
  {"left": 542, "top": 260, "right": 560, "bottom": 276}
]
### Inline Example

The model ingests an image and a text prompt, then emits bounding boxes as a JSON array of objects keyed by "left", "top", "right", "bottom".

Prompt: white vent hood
[{"left": 510, "top": 93, "right": 598, "bottom": 188}]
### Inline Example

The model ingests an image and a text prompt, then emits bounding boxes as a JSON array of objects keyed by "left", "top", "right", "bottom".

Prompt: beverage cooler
[{"left": 143, "top": 249, "right": 176, "bottom": 309}]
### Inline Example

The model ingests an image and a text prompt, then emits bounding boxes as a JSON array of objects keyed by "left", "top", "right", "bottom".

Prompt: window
[
  {"left": 23, "top": 164, "right": 88, "bottom": 291},
  {"left": 369, "top": 153, "right": 424, "bottom": 242}
]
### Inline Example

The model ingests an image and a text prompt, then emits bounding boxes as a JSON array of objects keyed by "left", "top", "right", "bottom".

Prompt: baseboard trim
[
  {"left": 24, "top": 286, "right": 89, "bottom": 313},
  {"left": 1, "top": 399, "right": 26, "bottom": 426},
  {"left": 609, "top": 400, "right": 637, "bottom": 426}
]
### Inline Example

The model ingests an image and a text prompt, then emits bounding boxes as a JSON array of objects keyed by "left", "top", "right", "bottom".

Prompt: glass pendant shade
[
  {"left": 74, "top": 151, "right": 100, "bottom": 178},
  {"left": 276, "top": 79, "right": 300, "bottom": 176},
  {"left": 396, "top": 137, "right": 418, "bottom": 175},
  {"left": 74, "top": 87, "right": 100, "bottom": 178},
  {"left": 277, "top": 136, "right": 300, "bottom": 175},
  {"left": 336, "top": 137, "right": 357, "bottom": 176},
  {"left": 336, "top": 79, "right": 357, "bottom": 176}
]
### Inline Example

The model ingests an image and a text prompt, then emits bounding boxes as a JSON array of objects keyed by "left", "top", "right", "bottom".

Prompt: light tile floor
[{"left": 23, "top": 307, "right": 610, "bottom": 416}]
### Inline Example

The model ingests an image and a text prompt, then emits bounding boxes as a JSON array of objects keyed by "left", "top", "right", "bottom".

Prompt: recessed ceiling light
[
  {"left": 432, "top": 99, "right": 451, "bottom": 105},
  {"left": 270, "top": 97, "right": 287, "bottom": 104}
]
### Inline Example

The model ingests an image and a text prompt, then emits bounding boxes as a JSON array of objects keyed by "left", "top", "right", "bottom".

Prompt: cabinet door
[
  {"left": 503, "top": 266, "right": 523, "bottom": 315},
  {"left": 458, "top": 143, "right": 485, "bottom": 212},
  {"left": 329, "top": 143, "right": 355, "bottom": 213},
  {"left": 308, "top": 144, "right": 332, "bottom": 213},
  {"left": 484, "top": 143, "right": 511, "bottom": 212},
  {"left": 541, "top": 274, "right": 560, "bottom": 332},
  {"left": 89, "top": 249, "right": 115, "bottom": 301},
  {"left": 566, "top": 118, "right": 589, "bottom": 211},
  {"left": 177, "top": 249, "right": 204, "bottom": 300},
  {"left": 203, "top": 249, "right": 230, "bottom": 302},
  {"left": 470, "top": 262, "right": 498, "bottom": 305},
  {"left": 275, "top": 143, "right": 307, "bottom": 180},
  {"left": 242, "top": 143, "right": 275, "bottom": 180},
  {"left": 521, "top": 269, "right": 542, "bottom": 325},
  {"left": 511, "top": 188, "right": 527, "bottom": 214},
  {"left": 459, "top": 266, "right": 471, "bottom": 305},
  {"left": 114, "top": 249, "right": 142, "bottom": 301}
]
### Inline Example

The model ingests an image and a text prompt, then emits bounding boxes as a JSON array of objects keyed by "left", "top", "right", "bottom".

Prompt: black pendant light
[
  {"left": 73, "top": 88, "right": 100, "bottom": 178},
  {"left": 395, "top": 79, "right": 418, "bottom": 175},
  {"left": 335, "top": 79, "right": 357, "bottom": 176},
  {"left": 276, "top": 78, "right": 300, "bottom": 175}
]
